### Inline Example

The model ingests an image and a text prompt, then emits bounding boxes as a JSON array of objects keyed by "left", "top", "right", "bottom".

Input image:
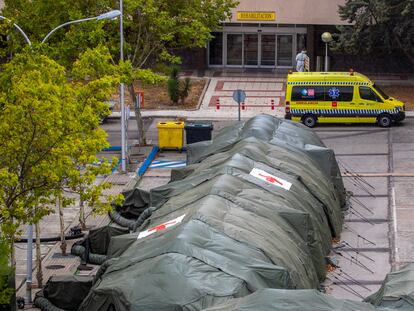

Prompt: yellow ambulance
[{"left": 284, "top": 71, "right": 405, "bottom": 127}]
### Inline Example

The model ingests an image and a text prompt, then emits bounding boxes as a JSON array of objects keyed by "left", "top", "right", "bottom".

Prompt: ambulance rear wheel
[
  {"left": 377, "top": 114, "right": 392, "bottom": 128},
  {"left": 302, "top": 114, "right": 317, "bottom": 128}
]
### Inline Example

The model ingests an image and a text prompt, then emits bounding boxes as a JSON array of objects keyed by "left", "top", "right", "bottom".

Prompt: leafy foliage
[
  {"left": 0, "top": 239, "right": 13, "bottom": 305},
  {"left": 1, "top": 0, "right": 238, "bottom": 68},
  {"left": 167, "top": 67, "right": 192, "bottom": 104},
  {"left": 180, "top": 77, "right": 192, "bottom": 104},
  {"left": 168, "top": 66, "right": 181, "bottom": 104},
  {"left": 0, "top": 47, "right": 121, "bottom": 245},
  {"left": 334, "top": 0, "right": 414, "bottom": 66}
]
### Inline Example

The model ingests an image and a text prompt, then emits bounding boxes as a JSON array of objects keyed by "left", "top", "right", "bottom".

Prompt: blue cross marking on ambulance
[{"left": 328, "top": 87, "right": 340, "bottom": 99}]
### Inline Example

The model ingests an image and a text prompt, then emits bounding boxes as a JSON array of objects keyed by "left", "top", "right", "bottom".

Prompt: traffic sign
[
  {"left": 232, "top": 89, "right": 246, "bottom": 121},
  {"left": 233, "top": 89, "right": 246, "bottom": 104}
]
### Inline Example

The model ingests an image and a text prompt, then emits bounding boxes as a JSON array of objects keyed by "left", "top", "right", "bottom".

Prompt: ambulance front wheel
[
  {"left": 377, "top": 114, "right": 392, "bottom": 128},
  {"left": 302, "top": 114, "right": 317, "bottom": 128}
]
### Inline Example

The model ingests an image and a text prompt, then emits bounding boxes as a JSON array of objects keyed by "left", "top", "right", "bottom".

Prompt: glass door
[
  {"left": 277, "top": 35, "right": 293, "bottom": 67},
  {"left": 226, "top": 34, "right": 243, "bottom": 66},
  {"left": 209, "top": 32, "right": 223, "bottom": 66},
  {"left": 261, "top": 35, "right": 276, "bottom": 67},
  {"left": 244, "top": 34, "right": 258, "bottom": 66}
]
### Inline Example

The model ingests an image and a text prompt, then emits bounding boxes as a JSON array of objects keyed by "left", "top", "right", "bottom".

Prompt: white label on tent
[
  {"left": 137, "top": 214, "right": 186, "bottom": 239},
  {"left": 250, "top": 168, "right": 292, "bottom": 191}
]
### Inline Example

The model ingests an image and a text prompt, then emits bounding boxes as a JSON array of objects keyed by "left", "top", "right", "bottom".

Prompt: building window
[
  {"left": 297, "top": 34, "right": 307, "bottom": 53},
  {"left": 209, "top": 32, "right": 223, "bottom": 65}
]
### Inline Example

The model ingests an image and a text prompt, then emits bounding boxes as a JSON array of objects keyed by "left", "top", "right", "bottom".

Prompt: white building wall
[{"left": 230, "top": 0, "right": 348, "bottom": 25}]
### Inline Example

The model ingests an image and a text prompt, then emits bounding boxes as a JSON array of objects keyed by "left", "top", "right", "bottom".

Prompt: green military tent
[
  {"left": 365, "top": 263, "right": 414, "bottom": 311},
  {"left": 79, "top": 115, "right": 345, "bottom": 311},
  {"left": 201, "top": 289, "right": 376, "bottom": 311}
]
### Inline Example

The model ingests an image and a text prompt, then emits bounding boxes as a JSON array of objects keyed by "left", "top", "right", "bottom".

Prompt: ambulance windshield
[{"left": 373, "top": 84, "right": 390, "bottom": 100}]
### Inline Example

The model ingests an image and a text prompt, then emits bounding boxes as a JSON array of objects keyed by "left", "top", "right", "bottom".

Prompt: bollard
[
  {"left": 271, "top": 99, "right": 275, "bottom": 110},
  {"left": 216, "top": 98, "right": 220, "bottom": 110}
]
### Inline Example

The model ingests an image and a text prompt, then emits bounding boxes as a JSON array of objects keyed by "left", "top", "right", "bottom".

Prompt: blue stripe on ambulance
[{"left": 291, "top": 109, "right": 399, "bottom": 117}]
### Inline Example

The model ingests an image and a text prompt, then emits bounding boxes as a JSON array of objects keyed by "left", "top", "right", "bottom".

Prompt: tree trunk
[
  {"left": 128, "top": 83, "right": 146, "bottom": 146},
  {"left": 58, "top": 197, "right": 66, "bottom": 255},
  {"left": 9, "top": 218, "right": 16, "bottom": 267},
  {"left": 35, "top": 222, "right": 42, "bottom": 287},
  {"left": 79, "top": 198, "right": 86, "bottom": 230}
]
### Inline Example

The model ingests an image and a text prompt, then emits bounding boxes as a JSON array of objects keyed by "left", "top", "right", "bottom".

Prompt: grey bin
[{"left": 185, "top": 122, "right": 213, "bottom": 145}]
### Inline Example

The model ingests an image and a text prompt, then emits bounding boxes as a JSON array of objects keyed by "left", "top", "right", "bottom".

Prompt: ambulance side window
[
  {"left": 292, "top": 86, "right": 324, "bottom": 101},
  {"left": 359, "top": 86, "right": 383, "bottom": 102},
  {"left": 324, "top": 86, "right": 354, "bottom": 101}
]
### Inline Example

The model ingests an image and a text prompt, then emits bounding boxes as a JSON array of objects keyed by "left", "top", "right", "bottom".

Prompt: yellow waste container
[{"left": 156, "top": 121, "right": 185, "bottom": 150}]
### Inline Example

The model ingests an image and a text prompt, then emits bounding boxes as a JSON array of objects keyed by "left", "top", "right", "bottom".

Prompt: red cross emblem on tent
[
  {"left": 250, "top": 168, "right": 292, "bottom": 191},
  {"left": 138, "top": 214, "right": 186, "bottom": 239}
]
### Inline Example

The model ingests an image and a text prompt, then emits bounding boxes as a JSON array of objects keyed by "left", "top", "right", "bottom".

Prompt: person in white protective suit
[{"left": 295, "top": 49, "right": 307, "bottom": 72}]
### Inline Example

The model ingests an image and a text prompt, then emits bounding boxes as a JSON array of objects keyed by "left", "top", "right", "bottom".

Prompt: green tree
[
  {"left": 2, "top": 0, "right": 238, "bottom": 68},
  {"left": 0, "top": 47, "right": 120, "bottom": 261},
  {"left": 0, "top": 238, "right": 13, "bottom": 305},
  {"left": 2, "top": 0, "right": 237, "bottom": 144},
  {"left": 334, "top": 0, "right": 414, "bottom": 66},
  {"left": 168, "top": 66, "right": 192, "bottom": 105}
]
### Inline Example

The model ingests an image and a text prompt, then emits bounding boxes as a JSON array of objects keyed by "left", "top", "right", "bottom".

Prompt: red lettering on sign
[
  {"left": 258, "top": 173, "right": 283, "bottom": 185},
  {"left": 147, "top": 219, "right": 178, "bottom": 234}
]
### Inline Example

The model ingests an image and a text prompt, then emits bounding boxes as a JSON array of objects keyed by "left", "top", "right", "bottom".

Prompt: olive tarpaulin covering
[
  {"left": 201, "top": 289, "right": 376, "bottom": 311},
  {"left": 34, "top": 275, "right": 93, "bottom": 311},
  {"left": 114, "top": 187, "right": 150, "bottom": 219},
  {"left": 87, "top": 225, "right": 129, "bottom": 255},
  {"left": 365, "top": 263, "right": 414, "bottom": 311},
  {"left": 183, "top": 114, "right": 346, "bottom": 209},
  {"left": 79, "top": 115, "right": 347, "bottom": 311}
]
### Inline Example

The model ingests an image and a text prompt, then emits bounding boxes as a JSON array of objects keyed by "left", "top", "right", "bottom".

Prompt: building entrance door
[
  {"left": 277, "top": 35, "right": 293, "bottom": 67},
  {"left": 222, "top": 33, "right": 295, "bottom": 68},
  {"left": 244, "top": 34, "right": 259, "bottom": 66},
  {"left": 261, "top": 35, "right": 276, "bottom": 67}
]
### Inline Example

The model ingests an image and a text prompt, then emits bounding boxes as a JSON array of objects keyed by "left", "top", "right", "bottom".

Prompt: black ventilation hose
[
  {"left": 132, "top": 207, "right": 156, "bottom": 232},
  {"left": 15, "top": 233, "right": 84, "bottom": 243},
  {"left": 108, "top": 210, "right": 136, "bottom": 230},
  {"left": 71, "top": 245, "right": 107, "bottom": 265}
]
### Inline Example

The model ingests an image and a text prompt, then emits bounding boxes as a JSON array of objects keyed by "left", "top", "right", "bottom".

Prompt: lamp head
[
  {"left": 97, "top": 10, "right": 122, "bottom": 20},
  {"left": 321, "top": 32, "right": 333, "bottom": 43}
]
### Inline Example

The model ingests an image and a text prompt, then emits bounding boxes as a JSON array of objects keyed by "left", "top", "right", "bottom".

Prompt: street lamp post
[
  {"left": 0, "top": 10, "right": 121, "bottom": 305},
  {"left": 119, "top": 0, "right": 127, "bottom": 173},
  {"left": 42, "top": 10, "right": 121, "bottom": 43},
  {"left": 0, "top": 16, "right": 32, "bottom": 45},
  {"left": 321, "top": 32, "right": 333, "bottom": 72}
]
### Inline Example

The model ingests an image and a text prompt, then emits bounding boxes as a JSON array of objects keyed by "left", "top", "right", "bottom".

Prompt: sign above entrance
[{"left": 236, "top": 11, "right": 276, "bottom": 21}]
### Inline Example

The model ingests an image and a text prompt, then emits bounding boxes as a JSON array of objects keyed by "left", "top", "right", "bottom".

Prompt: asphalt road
[{"left": 314, "top": 118, "right": 414, "bottom": 299}]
